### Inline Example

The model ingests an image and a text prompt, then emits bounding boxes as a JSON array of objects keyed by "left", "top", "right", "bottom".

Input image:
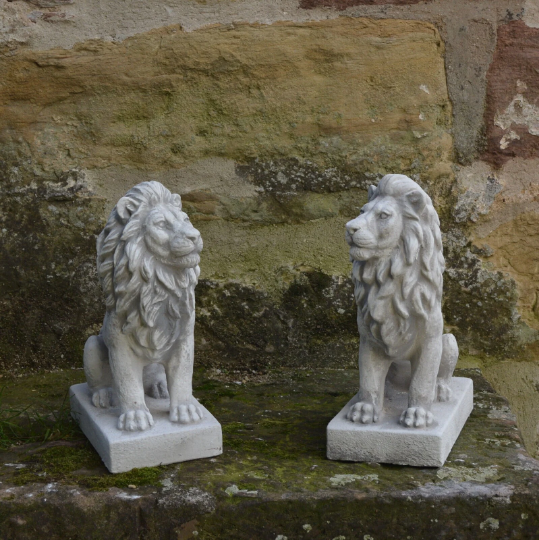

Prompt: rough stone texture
[
  {"left": 196, "top": 271, "right": 359, "bottom": 369},
  {"left": 485, "top": 357, "right": 539, "bottom": 459},
  {"left": 482, "top": 213, "right": 539, "bottom": 324},
  {"left": 454, "top": 158, "right": 539, "bottom": 337},
  {"left": 2, "top": 0, "right": 539, "bottom": 441},
  {"left": 443, "top": 16, "right": 497, "bottom": 165},
  {"left": 0, "top": 0, "right": 526, "bottom": 165},
  {"left": 299, "top": 0, "right": 429, "bottom": 8},
  {"left": 442, "top": 227, "right": 523, "bottom": 357},
  {"left": 0, "top": 18, "right": 451, "bottom": 176},
  {"left": 525, "top": 0, "right": 539, "bottom": 28},
  {"left": 1, "top": 368, "right": 539, "bottom": 538},
  {"left": 484, "top": 21, "right": 539, "bottom": 167},
  {"left": 0, "top": 169, "right": 104, "bottom": 373},
  {"left": 0, "top": 17, "right": 455, "bottom": 372},
  {"left": 296, "top": 0, "right": 523, "bottom": 165}
]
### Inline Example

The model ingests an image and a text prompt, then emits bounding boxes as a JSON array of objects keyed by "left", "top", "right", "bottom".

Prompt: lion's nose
[
  {"left": 186, "top": 231, "right": 199, "bottom": 242},
  {"left": 346, "top": 223, "right": 360, "bottom": 236}
]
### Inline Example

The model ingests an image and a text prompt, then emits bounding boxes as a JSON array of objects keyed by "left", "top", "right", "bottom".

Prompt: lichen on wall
[
  {"left": 0, "top": 163, "right": 104, "bottom": 372},
  {"left": 0, "top": 16, "right": 460, "bottom": 372},
  {"left": 0, "top": 19, "right": 452, "bottom": 175},
  {"left": 1, "top": 7, "right": 538, "bottom": 380}
]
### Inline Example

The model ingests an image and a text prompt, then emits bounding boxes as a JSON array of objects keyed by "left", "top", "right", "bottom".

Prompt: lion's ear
[
  {"left": 171, "top": 193, "right": 182, "bottom": 209},
  {"left": 405, "top": 190, "right": 426, "bottom": 214},
  {"left": 368, "top": 185, "right": 378, "bottom": 201},
  {"left": 116, "top": 197, "right": 139, "bottom": 223}
]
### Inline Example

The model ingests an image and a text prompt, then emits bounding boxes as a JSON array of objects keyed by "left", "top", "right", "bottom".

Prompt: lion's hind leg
[
  {"left": 436, "top": 334, "right": 459, "bottom": 402},
  {"left": 83, "top": 335, "right": 114, "bottom": 408},
  {"left": 143, "top": 363, "right": 169, "bottom": 399}
]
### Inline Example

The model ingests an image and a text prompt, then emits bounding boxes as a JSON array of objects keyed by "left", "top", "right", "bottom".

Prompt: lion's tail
[{"left": 436, "top": 333, "right": 459, "bottom": 402}]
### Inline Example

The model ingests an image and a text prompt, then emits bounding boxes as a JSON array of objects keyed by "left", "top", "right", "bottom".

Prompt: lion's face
[
  {"left": 346, "top": 196, "right": 404, "bottom": 262},
  {"left": 143, "top": 204, "right": 203, "bottom": 268}
]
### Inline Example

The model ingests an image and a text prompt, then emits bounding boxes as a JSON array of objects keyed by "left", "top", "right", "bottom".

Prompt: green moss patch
[
  {"left": 1, "top": 367, "right": 539, "bottom": 539},
  {"left": 0, "top": 366, "right": 534, "bottom": 495}
]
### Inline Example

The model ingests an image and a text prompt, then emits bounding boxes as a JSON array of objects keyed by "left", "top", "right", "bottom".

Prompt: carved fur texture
[
  {"left": 84, "top": 181, "right": 204, "bottom": 431},
  {"left": 345, "top": 174, "right": 457, "bottom": 427},
  {"left": 96, "top": 181, "right": 200, "bottom": 357},
  {"left": 350, "top": 175, "right": 444, "bottom": 357}
]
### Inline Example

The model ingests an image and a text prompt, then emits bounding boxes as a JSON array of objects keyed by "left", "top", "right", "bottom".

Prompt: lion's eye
[
  {"left": 359, "top": 209, "right": 365, "bottom": 215},
  {"left": 379, "top": 212, "right": 390, "bottom": 220},
  {"left": 155, "top": 221, "right": 166, "bottom": 229}
]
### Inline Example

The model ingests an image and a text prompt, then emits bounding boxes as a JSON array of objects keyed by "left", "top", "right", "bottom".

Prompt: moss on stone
[
  {"left": 1, "top": 367, "right": 539, "bottom": 539},
  {"left": 443, "top": 228, "right": 522, "bottom": 356},
  {"left": 14, "top": 443, "right": 164, "bottom": 490}
]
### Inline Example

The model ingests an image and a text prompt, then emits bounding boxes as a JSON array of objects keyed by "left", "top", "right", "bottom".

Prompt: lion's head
[
  {"left": 96, "top": 181, "right": 202, "bottom": 352},
  {"left": 345, "top": 174, "right": 444, "bottom": 356}
]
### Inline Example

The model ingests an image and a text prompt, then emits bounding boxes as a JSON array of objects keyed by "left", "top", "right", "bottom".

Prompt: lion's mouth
[
  {"left": 346, "top": 231, "right": 376, "bottom": 249},
  {"left": 172, "top": 245, "right": 197, "bottom": 257},
  {"left": 349, "top": 245, "right": 374, "bottom": 261},
  {"left": 171, "top": 238, "right": 203, "bottom": 257},
  {"left": 169, "top": 251, "right": 201, "bottom": 267},
  {"left": 349, "top": 240, "right": 375, "bottom": 250}
]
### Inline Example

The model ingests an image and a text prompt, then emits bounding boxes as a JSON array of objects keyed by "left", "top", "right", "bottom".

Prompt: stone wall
[{"left": 1, "top": 0, "right": 538, "bottom": 376}]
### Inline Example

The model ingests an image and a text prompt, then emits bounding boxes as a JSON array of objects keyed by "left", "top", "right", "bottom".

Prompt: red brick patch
[
  {"left": 484, "top": 21, "right": 539, "bottom": 167},
  {"left": 299, "top": 0, "right": 428, "bottom": 9}
]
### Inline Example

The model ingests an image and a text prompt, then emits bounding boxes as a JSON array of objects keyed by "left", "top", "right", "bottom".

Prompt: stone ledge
[{"left": 1, "top": 369, "right": 539, "bottom": 539}]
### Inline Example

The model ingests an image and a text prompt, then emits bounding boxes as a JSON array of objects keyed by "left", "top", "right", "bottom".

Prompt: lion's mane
[
  {"left": 352, "top": 175, "right": 444, "bottom": 356},
  {"left": 96, "top": 181, "right": 199, "bottom": 353}
]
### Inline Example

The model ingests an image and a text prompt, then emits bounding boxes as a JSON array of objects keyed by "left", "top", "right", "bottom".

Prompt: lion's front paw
[
  {"left": 437, "top": 381, "right": 452, "bottom": 402},
  {"left": 170, "top": 403, "right": 203, "bottom": 424},
  {"left": 346, "top": 401, "right": 379, "bottom": 424},
  {"left": 91, "top": 387, "right": 114, "bottom": 408},
  {"left": 399, "top": 407, "right": 433, "bottom": 428},
  {"left": 118, "top": 410, "right": 155, "bottom": 431}
]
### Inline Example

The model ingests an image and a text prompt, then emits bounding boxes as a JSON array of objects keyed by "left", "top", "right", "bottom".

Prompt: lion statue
[
  {"left": 83, "top": 181, "right": 204, "bottom": 431},
  {"left": 345, "top": 174, "right": 458, "bottom": 428}
]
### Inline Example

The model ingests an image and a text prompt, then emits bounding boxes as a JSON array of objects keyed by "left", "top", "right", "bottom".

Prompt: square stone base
[
  {"left": 327, "top": 377, "right": 473, "bottom": 467},
  {"left": 70, "top": 383, "right": 222, "bottom": 473}
]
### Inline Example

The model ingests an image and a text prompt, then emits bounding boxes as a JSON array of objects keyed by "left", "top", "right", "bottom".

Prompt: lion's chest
[
  {"left": 129, "top": 286, "right": 195, "bottom": 360},
  {"left": 354, "top": 277, "right": 417, "bottom": 358}
]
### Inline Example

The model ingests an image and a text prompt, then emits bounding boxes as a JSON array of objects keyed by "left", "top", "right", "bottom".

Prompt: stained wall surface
[{"left": 2, "top": 0, "right": 539, "bottom": 448}]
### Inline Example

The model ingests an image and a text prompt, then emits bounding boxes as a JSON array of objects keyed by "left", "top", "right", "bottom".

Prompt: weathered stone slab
[
  {"left": 70, "top": 383, "right": 223, "bottom": 473},
  {"left": 0, "top": 17, "right": 455, "bottom": 374},
  {"left": 1, "top": 368, "right": 539, "bottom": 539},
  {"left": 327, "top": 377, "right": 473, "bottom": 466},
  {"left": 484, "top": 21, "right": 539, "bottom": 166},
  {"left": 0, "top": 18, "right": 451, "bottom": 177},
  {"left": 300, "top": 0, "right": 429, "bottom": 8}
]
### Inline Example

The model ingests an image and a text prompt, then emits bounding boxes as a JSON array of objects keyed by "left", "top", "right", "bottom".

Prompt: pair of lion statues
[{"left": 85, "top": 175, "right": 457, "bottom": 432}]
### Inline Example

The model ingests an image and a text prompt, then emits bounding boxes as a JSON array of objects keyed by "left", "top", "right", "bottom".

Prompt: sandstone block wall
[{"left": 1, "top": 0, "right": 538, "bottom": 384}]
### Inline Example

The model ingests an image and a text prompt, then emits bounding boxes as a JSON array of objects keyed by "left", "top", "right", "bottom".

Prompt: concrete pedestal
[
  {"left": 327, "top": 377, "right": 473, "bottom": 467},
  {"left": 70, "top": 383, "right": 222, "bottom": 473}
]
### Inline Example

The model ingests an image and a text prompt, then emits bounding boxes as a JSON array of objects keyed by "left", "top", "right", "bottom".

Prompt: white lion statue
[
  {"left": 83, "top": 181, "right": 204, "bottom": 431},
  {"left": 345, "top": 174, "right": 458, "bottom": 428}
]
